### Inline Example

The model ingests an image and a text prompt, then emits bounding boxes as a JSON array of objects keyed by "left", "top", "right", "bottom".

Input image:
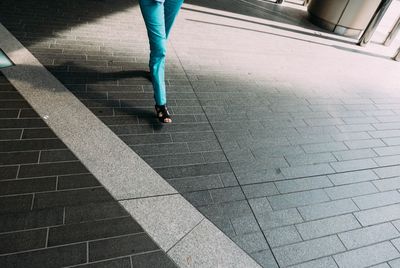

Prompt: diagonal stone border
[{"left": 0, "top": 23, "right": 261, "bottom": 268}]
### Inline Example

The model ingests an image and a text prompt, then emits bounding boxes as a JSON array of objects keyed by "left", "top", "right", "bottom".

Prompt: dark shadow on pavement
[
  {"left": 0, "top": 0, "right": 139, "bottom": 53},
  {"left": 5, "top": 62, "right": 165, "bottom": 130}
]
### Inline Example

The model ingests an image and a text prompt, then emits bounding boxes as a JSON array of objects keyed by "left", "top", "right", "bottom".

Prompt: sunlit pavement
[{"left": 1, "top": 0, "right": 400, "bottom": 267}]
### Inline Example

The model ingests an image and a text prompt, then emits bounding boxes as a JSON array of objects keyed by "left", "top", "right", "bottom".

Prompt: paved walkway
[
  {"left": 1, "top": 0, "right": 400, "bottom": 267},
  {"left": 0, "top": 74, "right": 178, "bottom": 267}
]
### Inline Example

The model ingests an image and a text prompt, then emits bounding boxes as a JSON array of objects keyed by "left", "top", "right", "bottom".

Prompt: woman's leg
[
  {"left": 164, "top": 0, "right": 184, "bottom": 39},
  {"left": 139, "top": 0, "right": 167, "bottom": 106}
]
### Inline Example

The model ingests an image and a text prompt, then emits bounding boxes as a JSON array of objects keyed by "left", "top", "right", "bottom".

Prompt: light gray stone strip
[
  {"left": 0, "top": 23, "right": 261, "bottom": 268},
  {"left": 120, "top": 195, "right": 205, "bottom": 252},
  {"left": 168, "top": 219, "right": 262, "bottom": 268}
]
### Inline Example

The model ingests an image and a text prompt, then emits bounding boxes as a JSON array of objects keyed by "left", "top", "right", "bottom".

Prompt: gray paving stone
[
  {"left": 369, "top": 263, "right": 391, "bottom": 268},
  {"left": 264, "top": 225, "right": 302, "bottom": 248},
  {"left": 337, "top": 124, "right": 375, "bottom": 132},
  {"left": 298, "top": 199, "right": 359, "bottom": 221},
  {"left": 296, "top": 214, "right": 361, "bottom": 240},
  {"left": 18, "top": 161, "right": 89, "bottom": 178},
  {"left": 242, "top": 182, "right": 279, "bottom": 198},
  {"left": 344, "top": 139, "right": 385, "bottom": 149},
  {"left": 304, "top": 118, "right": 344, "bottom": 126},
  {"left": 354, "top": 204, "right": 400, "bottom": 226},
  {"left": 275, "top": 176, "right": 332, "bottom": 193},
  {"left": 330, "top": 158, "right": 378, "bottom": 172},
  {"left": 49, "top": 216, "right": 142, "bottom": 247},
  {"left": 333, "top": 148, "right": 377, "bottom": 161},
  {"left": 231, "top": 157, "right": 289, "bottom": 173},
  {"left": 353, "top": 191, "right": 400, "bottom": 210},
  {"left": 232, "top": 232, "right": 269, "bottom": 253},
  {"left": 0, "top": 243, "right": 87, "bottom": 268},
  {"left": 248, "top": 197, "right": 273, "bottom": 214},
  {"left": 394, "top": 222, "right": 400, "bottom": 233},
  {"left": 374, "top": 166, "right": 400, "bottom": 179},
  {"left": 183, "top": 190, "right": 214, "bottom": 206},
  {"left": 296, "top": 126, "right": 341, "bottom": 135},
  {"left": 33, "top": 187, "right": 113, "bottom": 209},
  {"left": 0, "top": 177, "right": 56, "bottom": 195},
  {"left": 285, "top": 152, "right": 336, "bottom": 166},
  {"left": 39, "top": 149, "right": 77, "bottom": 163},
  {"left": 389, "top": 258, "right": 400, "bottom": 268},
  {"left": 156, "top": 162, "right": 232, "bottom": 179},
  {"left": 57, "top": 174, "right": 101, "bottom": 190},
  {"left": 250, "top": 250, "right": 279, "bottom": 268},
  {"left": 0, "top": 228, "right": 47, "bottom": 254},
  {"left": 168, "top": 174, "right": 224, "bottom": 193},
  {"left": 236, "top": 168, "right": 284, "bottom": 185},
  {"left": 256, "top": 208, "right": 303, "bottom": 231},
  {"left": 286, "top": 134, "right": 332, "bottom": 146},
  {"left": 217, "top": 200, "right": 254, "bottom": 218},
  {"left": 373, "top": 177, "right": 400, "bottom": 191},
  {"left": 342, "top": 117, "right": 379, "bottom": 124},
  {"left": 281, "top": 164, "right": 335, "bottom": 179},
  {"left": 202, "top": 151, "right": 226, "bottom": 163},
  {"left": 131, "top": 251, "right": 177, "bottom": 268},
  {"left": 374, "top": 146, "right": 400, "bottom": 156},
  {"left": 383, "top": 137, "right": 400, "bottom": 146},
  {"left": 331, "top": 132, "right": 372, "bottom": 142},
  {"left": 210, "top": 187, "right": 246, "bottom": 204},
  {"left": 333, "top": 242, "right": 400, "bottom": 268},
  {"left": 231, "top": 214, "right": 260, "bottom": 235},
  {"left": 374, "top": 123, "right": 400, "bottom": 131},
  {"left": 328, "top": 170, "right": 378, "bottom": 185},
  {"left": 0, "top": 194, "right": 33, "bottom": 213},
  {"left": 338, "top": 223, "right": 400, "bottom": 249},
  {"left": 391, "top": 237, "right": 400, "bottom": 252},
  {"left": 302, "top": 142, "right": 348, "bottom": 154},
  {"left": 89, "top": 233, "right": 159, "bottom": 262},
  {"left": 287, "top": 257, "right": 338, "bottom": 268},
  {"left": 219, "top": 172, "right": 239, "bottom": 187},
  {"left": 324, "top": 182, "right": 378, "bottom": 200},
  {"left": 252, "top": 145, "right": 305, "bottom": 158},
  {"left": 0, "top": 139, "right": 66, "bottom": 152},
  {"left": 268, "top": 189, "right": 330, "bottom": 210},
  {"left": 374, "top": 155, "right": 400, "bottom": 166},
  {"left": 0, "top": 151, "right": 39, "bottom": 165},
  {"left": 143, "top": 153, "right": 204, "bottom": 168},
  {"left": 72, "top": 258, "right": 132, "bottom": 268},
  {"left": 369, "top": 130, "right": 400, "bottom": 139},
  {"left": 273, "top": 235, "right": 345, "bottom": 267},
  {"left": 64, "top": 201, "right": 128, "bottom": 224}
]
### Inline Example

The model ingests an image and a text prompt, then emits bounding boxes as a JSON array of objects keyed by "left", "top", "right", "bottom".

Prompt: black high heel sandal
[{"left": 155, "top": 104, "right": 172, "bottom": 123}]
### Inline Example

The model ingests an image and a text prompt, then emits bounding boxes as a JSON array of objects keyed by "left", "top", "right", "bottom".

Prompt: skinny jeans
[{"left": 139, "top": 0, "right": 183, "bottom": 106}]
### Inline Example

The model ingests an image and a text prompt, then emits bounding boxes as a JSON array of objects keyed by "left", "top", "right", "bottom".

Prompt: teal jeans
[{"left": 139, "top": 0, "right": 183, "bottom": 106}]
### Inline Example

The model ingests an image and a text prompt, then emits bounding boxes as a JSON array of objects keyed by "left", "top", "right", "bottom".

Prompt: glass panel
[{"left": 0, "top": 49, "right": 14, "bottom": 69}]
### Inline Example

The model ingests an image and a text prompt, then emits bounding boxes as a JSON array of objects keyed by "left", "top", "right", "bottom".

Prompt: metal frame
[
  {"left": 395, "top": 48, "right": 400, "bottom": 61},
  {"left": 384, "top": 15, "right": 400, "bottom": 46},
  {"left": 358, "top": 0, "right": 393, "bottom": 47},
  {"left": 275, "top": 0, "right": 310, "bottom": 5}
]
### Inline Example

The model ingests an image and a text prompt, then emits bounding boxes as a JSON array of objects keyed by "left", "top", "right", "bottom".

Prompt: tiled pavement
[
  {"left": 1, "top": 0, "right": 400, "bottom": 267},
  {"left": 0, "top": 74, "right": 178, "bottom": 267}
]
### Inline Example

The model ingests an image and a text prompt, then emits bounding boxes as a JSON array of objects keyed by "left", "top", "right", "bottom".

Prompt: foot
[{"left": 155, "top": 104, "right": 172, "bottom": 123}]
